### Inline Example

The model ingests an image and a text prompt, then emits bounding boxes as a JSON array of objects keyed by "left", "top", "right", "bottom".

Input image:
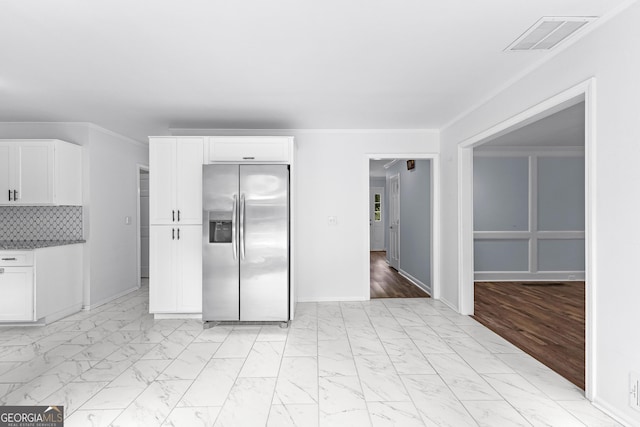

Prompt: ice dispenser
[{"left": 208, "top": 212, "right": 232, "bottom": 243}]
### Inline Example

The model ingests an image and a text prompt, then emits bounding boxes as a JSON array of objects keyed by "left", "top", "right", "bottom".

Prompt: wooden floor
[
  {"left": 370, "top": 251, "right": 430, "bottom": 299},
  {"left": 473, "top": 281, "right": 585, "bottom": 389}
]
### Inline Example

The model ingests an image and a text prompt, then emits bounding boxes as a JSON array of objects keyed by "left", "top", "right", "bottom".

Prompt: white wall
[
  {"left": 296, "top": 131, "right": 439, "bottom": 300},
  {"left": 173, "top": 128, "right": 439, "bottom": 301},
  {"left": 440, "top": 4, "right": 640, "bottom": 424},
  {"left": 86, "top": 127, "right": 148, "bottom": 306},
  {"left": 0, "top": 122, "right": 149, "bottom": 309}
]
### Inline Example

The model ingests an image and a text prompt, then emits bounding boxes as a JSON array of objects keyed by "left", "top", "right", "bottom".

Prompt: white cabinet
[
  {"left": 207, "top": 136, "right": 292, "bottom": 163},
  {"left": 149, "top": 137, "right": 203, "bottom": 225},
  {"left": 0, "top": 245, "right": 83, "bottom": 323},
  {"left": 0, "top": 266, "right": 34, "bottom": 322},
  {"left": 149, "top": 225, "right": 202, "bottom": 314},
  {"left": 0, "top": 139, "right": 82, "bottom": 205}
]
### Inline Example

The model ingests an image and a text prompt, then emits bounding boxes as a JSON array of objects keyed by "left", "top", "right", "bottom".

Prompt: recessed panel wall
[
  {"left": 474, "top": 239, "right": 529, "bottom": 271},
  {"left": 473, "top": 157, "right": 529, "bottom": 231},
  {"left": 538, "top": 157, "right": 585, "bottom": 231}
]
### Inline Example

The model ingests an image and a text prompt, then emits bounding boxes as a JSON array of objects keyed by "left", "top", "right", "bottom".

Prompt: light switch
[{"left": 328, "top": 216, "right": 337, "bottom": 226}]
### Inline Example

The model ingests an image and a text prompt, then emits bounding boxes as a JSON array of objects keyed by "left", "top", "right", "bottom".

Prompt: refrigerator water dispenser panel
[{"left": 208, "top": 212, "right": 232, "bottom": 243}]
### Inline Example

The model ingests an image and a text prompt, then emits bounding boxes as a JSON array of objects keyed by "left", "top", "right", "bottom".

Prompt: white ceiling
[
  {"left": 0, "top": 1, "right": 629, "bottom": 142},
  {"left": 477, "top": 101, "right": 585, "bottom": 149}
]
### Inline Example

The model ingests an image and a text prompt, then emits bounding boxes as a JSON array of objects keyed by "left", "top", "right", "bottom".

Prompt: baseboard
[
  {"left": 153, "top": 313, "right": 202, "bottom": 320},
  {"left": 297, "top": 296, "right": 368, "bottom": 302},
  {"left": 42, "top": 303, "right": 83, "bottom": 324},
  {"left": 474, "top": 272, "right": 586, "bottom": 281},
  {"left": 592, "top": 397, "right": 637, "bottom": 427},
  {"left": 399, "top": 270, "right": 432, "bottom": 295},
  {"left": 439, "top": 296, "right": 459, "bottom": 313},
  {"left": 83, "top": 285, "right": 139, "bottom": 311}
]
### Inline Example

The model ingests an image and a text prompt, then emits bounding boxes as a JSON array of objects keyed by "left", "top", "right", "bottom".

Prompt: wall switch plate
[
  {"left": 328, "top": 216, "right": 337, "bottom": 226},
  {"left": 630, "top": 372, "right": 640, "bottom": 411}
]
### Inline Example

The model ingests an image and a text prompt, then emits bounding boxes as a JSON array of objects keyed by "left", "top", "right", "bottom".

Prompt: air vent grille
[{"left": 507, "top": 17, "right": 596, "bottom": 51}]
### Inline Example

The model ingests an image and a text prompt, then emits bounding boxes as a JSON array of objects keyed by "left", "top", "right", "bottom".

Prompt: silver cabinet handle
[
  {"left": 8, "top": 190, "right": 11, "bottom": 201},
  {"left": 172, "top": 228, "right": 175, "bottom": 240},
  {"left": 177, "top": 210, "right": 180, "bottom": 222},
  {"left": 177, "top": 228, "right": 180, "bottom": 240},
  {"left": 172, "top": 210, "right": 175, "bottom": 222},
  {"left": 240, "top": 194, "right": 245, "bottom": 260},
  {"left": 231, "top": 194, "right": 237, "bottom": 260},
  {"left": 1, "top": 258, "right": 17, "bottom": 261},
  {"left": 13, "top": 190, "right": 17, "bottom": 200}
]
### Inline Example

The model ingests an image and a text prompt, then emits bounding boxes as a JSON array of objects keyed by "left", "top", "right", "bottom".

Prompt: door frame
[
  {"left": 457, "top": 78, "right": 596, "bottom": 399},
  {"left": 137, "top": 163, "right": 150, "bottom": 289},
  {"left": 387, "top": 174, "right": 400, "bottom": 269},
  {"left": 364, "top": 153, "right": 441, "bottom": 300},
  {"left": 369, "top": 186, "right": 385, "bottom": 251}
]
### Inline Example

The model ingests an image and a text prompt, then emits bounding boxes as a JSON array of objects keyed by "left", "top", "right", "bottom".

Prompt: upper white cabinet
[
  {"left": 207, "top": 136, "right": 292, "bottom": 163},
  {"left": 149, "top": 137, "right": 204, "bottom": 225},
  {"left": 0, "top": 139, "right": 82, "bottom": 205}
]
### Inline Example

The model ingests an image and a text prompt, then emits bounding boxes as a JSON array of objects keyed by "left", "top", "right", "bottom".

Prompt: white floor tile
[
  {"left": 318, "top": 376, "right": 370, "bottom": 427},
  {"left": 402, "top": 374, "right": 477, "bottom": 427},
  {"left": 274, "top": 356, "right": 318, "bottom": 404},
  {"left": 368, "top": 401, "right": 424, "bottom": 427},
  {"left": 163, "top": 406, "right": 221, "bottom": 427},
  {"left": 268, "top": 403, "right": 319, "bottom": 427},
  {"left": 110, "top": 380, "right": 191, "bottom": 427},
  {"left": 213, "top": 377, "right": 277, "bottom": 427},
  {"left": 239, "top": 341, "right": 285, "bottom": 378},
  {"left": 0, "top": 285, "right": 619, "bottom": 427},
  {"left": 64, "top": 409, "right": 123, "bottom": 427}
]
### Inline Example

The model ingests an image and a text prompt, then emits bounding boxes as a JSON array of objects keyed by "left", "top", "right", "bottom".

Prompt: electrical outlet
[
  {"left": 327, "top": 216, "right": 337, "bottom": 226},
  {"left": 568, "top": 274, "right": 576, "bottom": 280},
  {"left": 630, "top": 372, "right": 640, "bottom": 411}
]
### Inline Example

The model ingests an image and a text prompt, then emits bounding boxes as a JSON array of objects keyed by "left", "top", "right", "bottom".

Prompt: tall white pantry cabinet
[{"left": 149, "top": 137, "right": 203, "bottom": 316}]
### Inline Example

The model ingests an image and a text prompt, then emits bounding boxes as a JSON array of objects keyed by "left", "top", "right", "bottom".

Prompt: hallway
[{"left": 370, "top": 251, "right": 430, "bottom": 299}]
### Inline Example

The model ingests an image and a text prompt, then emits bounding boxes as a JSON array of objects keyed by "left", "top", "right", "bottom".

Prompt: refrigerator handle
[
  {"left": 240, "top": 193, "right": 246, "bottom": 260},
  {"left": 232, "top": 194, "right": 237, "bottom": 260}
]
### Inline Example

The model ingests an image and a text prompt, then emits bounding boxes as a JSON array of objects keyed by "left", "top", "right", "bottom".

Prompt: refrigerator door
[
  {"left": 239, "top": 165, "right": 289, "bottom": 321},
  {"left": 202, "top": 164, "right": 240, "bottom": 321}
]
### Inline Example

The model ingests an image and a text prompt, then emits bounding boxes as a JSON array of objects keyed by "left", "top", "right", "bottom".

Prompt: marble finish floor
[{"left": 0, "top": 283, "right": 621, "bottom": 426}]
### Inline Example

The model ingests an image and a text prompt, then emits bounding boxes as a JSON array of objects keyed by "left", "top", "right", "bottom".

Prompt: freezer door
[
  {"left": 239, "top": 165, "right": 289, "bottom": 321},
  {"left": 202, "top": 164, "right": 240, "bottom": 321}
]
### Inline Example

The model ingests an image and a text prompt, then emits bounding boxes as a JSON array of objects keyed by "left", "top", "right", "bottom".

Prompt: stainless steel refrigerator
[{"left": 202, "top": 164, "right": 289, "bottom": 322}]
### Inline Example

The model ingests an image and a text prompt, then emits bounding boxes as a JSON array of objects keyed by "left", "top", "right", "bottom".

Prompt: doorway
[
  {"left": 367, "top": 157, "right": 439, "bottom": 299},
  {"left": 137, "top": 165, "right": 150, "bottom": 288},
  {"left": 458, "top": 80, "right": 595, "bottom": 397}
]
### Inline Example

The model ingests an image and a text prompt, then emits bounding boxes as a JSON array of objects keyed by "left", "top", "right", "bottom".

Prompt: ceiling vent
[{"left": 506, "top": 16, "right": 596, "bottom": 51}]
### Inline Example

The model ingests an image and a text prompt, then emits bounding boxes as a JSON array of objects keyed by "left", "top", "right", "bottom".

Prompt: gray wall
[
  {"left": 386, "top": 159, "right": 431, "bottom": 291},
  {"left": 473, "top": 152, "right": 585, "bottom": 277}
]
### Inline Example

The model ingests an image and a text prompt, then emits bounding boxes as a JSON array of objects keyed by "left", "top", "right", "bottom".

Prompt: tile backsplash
[{"left": 0, "top": 206, "right": 83, "bottom": 241}]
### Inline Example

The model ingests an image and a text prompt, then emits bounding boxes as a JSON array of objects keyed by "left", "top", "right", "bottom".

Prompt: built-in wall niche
[{"left": 473, "top": 149, "right": 585, "bottom": 281}]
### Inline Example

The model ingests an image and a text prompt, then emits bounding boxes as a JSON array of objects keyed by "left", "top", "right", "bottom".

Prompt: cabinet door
[
  {"left": 208, "top": 137, "right": 291, "bottom": 162},
  {"left": 0, "top": 145, "right": 12, "bottom": 204},
  {"left": 149, "top": 226, "right": 177, "bottom": 312},
  {"left": 149, "top": 138, "right": 177, "bottom": 225},
  {"left": 175, "top": 138, "right": 203, "bottom": 224},
  {"left": 177, "top": 226, "right": 202, "bottom": 313},
  {"left": 0, "top": 267, "right": 34, "bottom": 321},
  {"left": 17, "top": 142, "right": 54, "bottom": 204}
]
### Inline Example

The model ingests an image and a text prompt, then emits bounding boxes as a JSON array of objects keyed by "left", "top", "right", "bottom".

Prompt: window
[{"left": 374, "top": 193, "right": 382, "bottom": 221}]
